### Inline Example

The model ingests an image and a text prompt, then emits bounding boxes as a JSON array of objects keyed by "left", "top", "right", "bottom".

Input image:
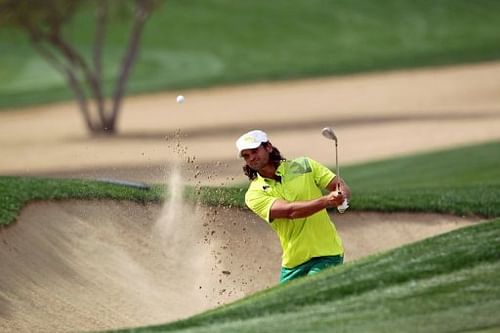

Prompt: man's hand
[
  {"left": 325, "top": 183, "right": 346, "bottom": 208},
  {"left": 327, "top": 176, "right": 351, "bottom": 200}
]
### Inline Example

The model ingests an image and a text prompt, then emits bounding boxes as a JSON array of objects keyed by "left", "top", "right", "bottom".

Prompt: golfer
[{"left": 236, "top": 129, "right": 351, "bottom": 283}]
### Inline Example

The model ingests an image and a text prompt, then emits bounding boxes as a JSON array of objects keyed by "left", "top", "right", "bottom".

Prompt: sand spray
[
  {"left": 154, "top": 130, "right": 250, "bottom": 306},
  {"left": 155, "top": 159, "right": 183, "bottom": 243},
  {"left": 153, "top": 130, "right": 218, "bottom": 307}
]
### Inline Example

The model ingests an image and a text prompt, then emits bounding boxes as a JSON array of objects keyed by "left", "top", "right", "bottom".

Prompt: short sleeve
[
  {"left": 245, "top": 187, "right": 277, "bottom": 223},
  {"left": 308, "top": 158, "right": 335, "bottom": 189}
]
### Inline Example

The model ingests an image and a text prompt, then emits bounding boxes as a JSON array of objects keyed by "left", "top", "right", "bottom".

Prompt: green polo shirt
[{"left": 245, "top": 157, "right": 344, "bottom": 269}]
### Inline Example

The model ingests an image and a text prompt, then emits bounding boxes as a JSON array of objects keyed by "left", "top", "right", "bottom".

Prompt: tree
[{"left": 0, "top": 0, "right": 158, "bottom": 135}]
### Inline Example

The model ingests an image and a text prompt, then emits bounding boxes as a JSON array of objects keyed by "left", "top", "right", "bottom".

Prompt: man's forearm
[{"left": 270, "top": 195, "right": 339, "bottom": 220}]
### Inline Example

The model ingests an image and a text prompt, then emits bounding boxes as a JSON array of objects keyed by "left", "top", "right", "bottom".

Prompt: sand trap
[{"left": 0, "top": 200, "right": 483, "bottom": 333}]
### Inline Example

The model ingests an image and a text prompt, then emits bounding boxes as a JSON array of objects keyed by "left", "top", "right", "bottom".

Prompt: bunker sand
[{"left": 0, "top": 200, "right": 482, "bottom": 333}]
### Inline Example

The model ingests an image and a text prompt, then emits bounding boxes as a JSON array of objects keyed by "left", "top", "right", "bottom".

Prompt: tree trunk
[
  {"left": 107, "top": 0, "right": 153, "bottom": 132},
  {"left": 93, "top": 0, "right": 108, "bottom": 85},
  {"left": 92, "top": 0, "right": 109, "bottom": 133},
  {"left": 12, "top": 0, "right": 158, "bottom": 136}
]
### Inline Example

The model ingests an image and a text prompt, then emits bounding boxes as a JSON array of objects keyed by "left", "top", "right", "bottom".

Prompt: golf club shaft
[
  {"left": 321, "top": 127, "right": 341, "bottom": 190},
  {"left": 335, "top": 141, "right": 340, "bottom": 192}
]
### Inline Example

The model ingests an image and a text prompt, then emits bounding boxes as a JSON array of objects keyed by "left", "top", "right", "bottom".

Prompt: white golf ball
[{"left": 176, "top": 95, "right": 185, "bottom": 104}]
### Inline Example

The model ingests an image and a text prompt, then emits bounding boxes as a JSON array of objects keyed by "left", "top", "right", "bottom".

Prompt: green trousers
[{"left": 279, "top": 255, "right": 344, "bottom": 283}]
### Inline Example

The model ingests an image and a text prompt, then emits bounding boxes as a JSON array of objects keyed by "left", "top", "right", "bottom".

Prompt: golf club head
[{"left": 321, "top": 127, "right": 337, "bottom": 142}]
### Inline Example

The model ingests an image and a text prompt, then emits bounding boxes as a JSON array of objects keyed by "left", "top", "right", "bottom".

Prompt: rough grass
[
  {"left": 0, "top": 177, "right": 163, "bottom": 226},
  {"left": 1, "top": 0, "right": 500, "bottom": 108}
]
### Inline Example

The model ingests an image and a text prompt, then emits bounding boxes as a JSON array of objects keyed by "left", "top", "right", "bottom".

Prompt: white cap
[{"left": 236, "top": 130, "right": 269, "bottom": 157}]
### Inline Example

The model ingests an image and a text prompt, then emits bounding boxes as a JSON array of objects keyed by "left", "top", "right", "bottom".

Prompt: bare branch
[
  {"left": 26, "top": 30, "right": 96, "bottom": 132},
  {"left": 93, "top": 0, "right": 108, "bottom": 106},
  {"left": 47, "top": 31, "right": 107, "bottom": 126}
]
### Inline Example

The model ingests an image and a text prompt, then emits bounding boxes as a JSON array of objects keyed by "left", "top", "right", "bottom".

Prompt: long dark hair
[{"left": 243, "top": 142, "right": 286, "bottom": 180}]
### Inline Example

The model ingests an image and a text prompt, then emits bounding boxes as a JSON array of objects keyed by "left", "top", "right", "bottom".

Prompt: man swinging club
[{"left": 236, "top": 129, "right": 351, "bottom": 283}]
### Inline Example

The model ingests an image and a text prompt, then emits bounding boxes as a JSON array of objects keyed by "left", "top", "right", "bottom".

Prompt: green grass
[
  {"left": 110, "top": 219, "right": 500, "bottom": 333},
  {"left": 0, "top": 177, "right": 164, "bottom": 226},
  {"left": 1, "top": 0, "right": 500, "bottom": 108},
  {"left": 342, "top": 140, "right": 500, "bottom": 218}
]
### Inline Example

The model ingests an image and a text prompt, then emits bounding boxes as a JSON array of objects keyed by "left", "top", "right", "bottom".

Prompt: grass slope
[
  {"left": 111, "top": 219, "right": 500, "bottom": 333},
  {"left": 1, "top": 0, "right": 500, "bottom": 108}
]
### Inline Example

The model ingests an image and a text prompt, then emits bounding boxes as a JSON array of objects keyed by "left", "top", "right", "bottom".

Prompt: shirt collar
[{"left": 256, "top": 161, "right": 286, "bottom": 183}]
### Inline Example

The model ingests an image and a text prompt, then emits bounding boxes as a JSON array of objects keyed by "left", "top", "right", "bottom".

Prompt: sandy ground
[
  {"left": 0, "top": 62, "right": 499, "bottom": 332},
  {"left": 0, "top": 201, "right": 483, "bottom": 333}
]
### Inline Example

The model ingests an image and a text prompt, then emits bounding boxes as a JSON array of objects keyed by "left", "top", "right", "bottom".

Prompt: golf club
[
  {"left": 321, "top": 127, "right": 349, "bottom": 213},
  {"left": 321, "top": 127, "right": 339, "bottom": 179}
]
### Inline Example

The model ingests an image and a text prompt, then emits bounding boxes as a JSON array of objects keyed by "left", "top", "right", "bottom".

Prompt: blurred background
[{"left": 1, "top": 0, "right": 499, "bottom": 185}]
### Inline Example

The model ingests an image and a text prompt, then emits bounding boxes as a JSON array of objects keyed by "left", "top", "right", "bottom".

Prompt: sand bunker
[{"left": 0, "top": 200, "right": 483, "bottom": 333}]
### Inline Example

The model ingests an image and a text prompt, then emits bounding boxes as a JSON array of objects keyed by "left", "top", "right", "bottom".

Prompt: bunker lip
[{"left": 0, "top": 199, "right": 484, "bottom": 333}]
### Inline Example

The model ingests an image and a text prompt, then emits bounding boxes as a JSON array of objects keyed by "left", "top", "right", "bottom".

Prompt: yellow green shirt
[{"left": 245, "top": 157, "right": 344, "bottom": 268}]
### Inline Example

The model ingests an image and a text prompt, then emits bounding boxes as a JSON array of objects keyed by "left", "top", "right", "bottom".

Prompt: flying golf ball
[{"left": 176, "top": 95, "right": 185, "bottom": 104}]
